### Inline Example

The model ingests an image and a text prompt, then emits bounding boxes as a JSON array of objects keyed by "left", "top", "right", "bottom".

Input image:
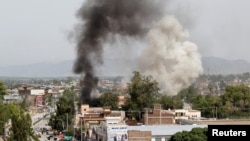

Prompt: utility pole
[
  {"left": 73, "top": 116, "right": 75, "bottom": 141},
  {"left": 57, "top": 119, "right": 64, "bottom": 130},
  {"left": 52, "top": 95, "right": 56, "bottom": 112},
  {"left": 81, "top": 118, "right": 82, "bottom": 141},
  {"left": 66, "top": 113, "right": 68, "bottom": 131},
  {"left": 73, "top": 93, "right": 76, "bottom": 141},
  {"left": 216, "top": 107, "right": 218, "bottom": 120}
]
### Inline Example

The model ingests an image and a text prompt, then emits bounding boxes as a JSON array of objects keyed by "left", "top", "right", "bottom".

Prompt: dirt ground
[{"left": 191, "top": 119, "right": 250, "bottom": 125}]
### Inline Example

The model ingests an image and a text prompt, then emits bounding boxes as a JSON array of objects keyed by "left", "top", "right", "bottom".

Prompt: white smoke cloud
[{"left": 137, "top": 15, "right": 203, "bottom": 96}]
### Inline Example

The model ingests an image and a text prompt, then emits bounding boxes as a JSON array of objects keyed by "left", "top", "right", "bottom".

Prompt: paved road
[
  {"left": 31, "top": 112, "right": 77, "bottom": 141},
  {"left": 32, "top": 112, "right": 54, "bottom": 141},
  {"left": 32, "top": 112, "right": 46, "bottom": 124}
]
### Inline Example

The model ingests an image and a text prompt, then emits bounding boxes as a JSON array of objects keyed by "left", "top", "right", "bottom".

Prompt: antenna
[
  {"left": 207, "top": 67, "right": 210, "bottom": 76},
  {"left": 207, "top": 67, "right": 210, "bottom": 82}
]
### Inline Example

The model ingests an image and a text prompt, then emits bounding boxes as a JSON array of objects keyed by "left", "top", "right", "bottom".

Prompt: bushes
[{"left": 169, "top": 127, "right": 208, "bottom": 141}]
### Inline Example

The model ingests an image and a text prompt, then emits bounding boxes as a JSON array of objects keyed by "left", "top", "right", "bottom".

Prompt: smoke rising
[
  {"left": 73, "top": 0, "right": 166, "bottom": 104},
  {"left": 136, "top": 15, "right": 203, "bottom": 96}
]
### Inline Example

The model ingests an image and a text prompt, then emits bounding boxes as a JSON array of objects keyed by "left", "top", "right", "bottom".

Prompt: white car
[{"left": 35, "top": 131, "right": 42, "bottom": 138}]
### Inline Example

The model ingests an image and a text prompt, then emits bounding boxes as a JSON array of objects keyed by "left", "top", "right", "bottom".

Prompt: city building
[
  {"left": 94, "top": 114, "right": 206, "bottom": 141},
  {"left": 3, "top": 89, "right": 22, "bottom": 104},
  {"left": 76, "top": 104, "right": 125, "bottom": 131},
  {"left": 143, "top": 104, "right": 175, "bottom": 125},
  {"left": 174, "top": 109, "right": 201, "bottom": 120},
  {"left": 95, "top": 117, "right": 128, "bottom": 141}
]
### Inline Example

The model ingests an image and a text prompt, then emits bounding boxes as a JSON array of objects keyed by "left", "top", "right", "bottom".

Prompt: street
[{"left": 32, "top": 112, "right": 53, "bottom": 141}]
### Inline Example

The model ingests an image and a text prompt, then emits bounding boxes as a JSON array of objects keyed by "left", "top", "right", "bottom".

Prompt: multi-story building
[
  {"left": 77, "top": 104, "right": 125, "bottom": 131},
  {"left": 71, "top": 102, "right": 206, "bottom": 141},
  {"left": 3, "top": 89, "right": 22, "bottom": 104},
  {"left": 95, "top": 117, "right": 128, "bottom": 141},
  {"left": 17, "top": 85, "right": 64, "bottom": 114},
  {"left": 142, "top": 104, "right": 201, "bottom": 125}
]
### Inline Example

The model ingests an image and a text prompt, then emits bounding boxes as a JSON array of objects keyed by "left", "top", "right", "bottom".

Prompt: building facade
[{"left": 143, "top": 104, "right": 175, "bottom": 125}]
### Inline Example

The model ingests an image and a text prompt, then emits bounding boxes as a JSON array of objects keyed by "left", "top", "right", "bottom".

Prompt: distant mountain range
[
  {"left": 0, "top": 60, "right": 75, "bottom": 78},
  {"left": 1, "top": 57, "right": 250, "bottom": 78},
  {"left": 201, "top": 57, "right": 250, "bottom": 75}
]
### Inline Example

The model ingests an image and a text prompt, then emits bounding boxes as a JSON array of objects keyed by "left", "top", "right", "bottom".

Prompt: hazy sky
[{"left": 1, "top": 0, "right": 250, "bottom": 67}]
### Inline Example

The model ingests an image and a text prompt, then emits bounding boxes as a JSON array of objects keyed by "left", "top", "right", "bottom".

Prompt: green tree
[
  {"left": 62, "top": 88, "right": 76, "bottom": 102},
  {"left": 239, "top": 72, "right": 250, "bottom": 81},
  {"left": 49, "top": 88, "right": 75, "bottom": 133},
  {"left": 19, "top": 96, "right": 30, "bottom": 111},
  {"left": 66, "top": 77, "right": 74, "bottom": 84},
  {"left": 123, "top": 71, "right": 160, "bottom": 111},
  {"left": 241, "top": 85, "right": 250, "bottom": 107},
  {"left": 178, "top": 85, "right": 197, "bottom": 103},
  {"left": 0, "top": 81, "right": 9, "bottom": 135},
  {"left": 0, "top": 81, "right": 7, "bottom": 102},
  {"left": 222, "top": 85, "right": 244, "bottom": 107},
  {"left": 219, "top": 85, "right": 250, "bottom": 118},
  {"left": 159, "top": 95, "right": 173, "bottom": 109},
  {"left": 172, "top": 95, "right": 184, "bottom": 109},
  {"left": 190, "top": 84, "right": 250, "bottom": 119},
  {"left": 7, "top": 103, "right": 39, "bottom": 141},
  {"left": 169, "top": 127, "right": 207, "bottom": 141},
  {"left": 0, "top": 104, "right": 11, "bottom": 135},
  {"left": 98, "top": 92, "right": 118, "bottom": 110},
  {"left": 191, "top": 95, "right": 211, "bottom": 118},
  {"left": 159, "top": 95, "right": 183, "bottom": 110},
  {"left": 204, "top": 95, "right": 221, "bottom": 118}
]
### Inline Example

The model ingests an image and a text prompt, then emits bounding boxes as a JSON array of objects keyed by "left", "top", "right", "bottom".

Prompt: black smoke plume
[{"left": 73, "top": 0, "right": 165, "bottom": 105}]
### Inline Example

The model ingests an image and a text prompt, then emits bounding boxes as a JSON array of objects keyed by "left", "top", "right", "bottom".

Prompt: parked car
[{"left": 35, "top": 131, "right": 42, "bottom": 138}]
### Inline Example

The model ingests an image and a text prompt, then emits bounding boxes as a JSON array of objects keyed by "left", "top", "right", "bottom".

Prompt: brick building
[
  {"left": 143, "top": 104, "right": 175, "bottom": 125},
  {"left": 128, "top": 130, "right": 151, "bottom": 141}
]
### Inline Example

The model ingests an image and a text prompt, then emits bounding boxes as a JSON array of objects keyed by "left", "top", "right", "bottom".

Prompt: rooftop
[{"left": 127, "top": 124, "right": 207, "bottom": 136}]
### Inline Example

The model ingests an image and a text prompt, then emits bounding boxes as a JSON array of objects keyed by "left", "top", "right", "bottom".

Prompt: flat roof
[{"left": 127, "top": 124, "right": 207, "bottom": 136}]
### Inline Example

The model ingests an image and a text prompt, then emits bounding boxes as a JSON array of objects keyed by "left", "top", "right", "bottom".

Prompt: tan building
[
  {"left": 174, "top": 109, "right": 189, "bottom": 120},
  {"left": 77, "top": 104, "right": 125, "bottom": 129},
  {"left": 186, "top": 110, "right": 201, "bottom": 119},
  {"left": 174, "top": 109, "right": 201, "bottom": 120}
]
